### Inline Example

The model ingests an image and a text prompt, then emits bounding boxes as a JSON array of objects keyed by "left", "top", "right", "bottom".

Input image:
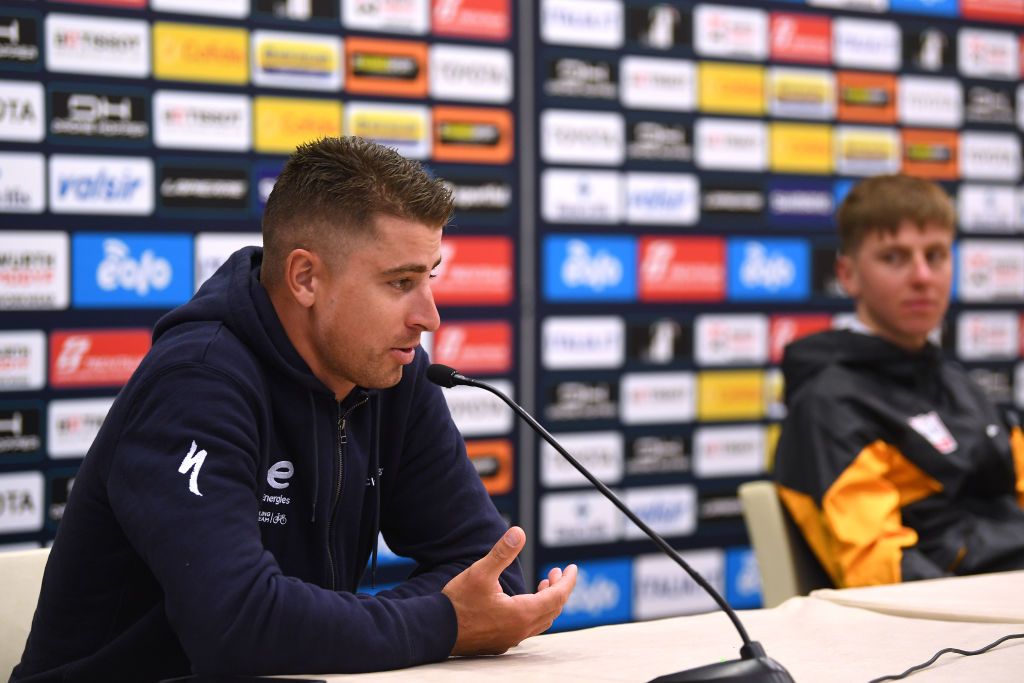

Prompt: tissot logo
[
  {"left": 693, "top": 424, "right": 764, "bottom": 477},
  {"left": 49, "top": 85, "right": 149, "bottom": 144},
  {"left": 47, "top": 397, "right": 113, "bottom": 458},
  {"left": 549, "top": 558, "right": 631, "bottom": 631},
  {"left": 958, "top": 28, "right": 1018, "bottom": 81},
  {"left": 431, "top": 321, "right": 512, "bottom": 374},
  {"left": 441, "top": 379, "right": 514, "bottom": 436},
  {"left": 694, "top": 314, "right": 768, "bottom": 367},
  {"left": 72, "top": 234, "right": 192, "bottom": 307},
  {"left": 627, "top": 434, "right": 690, "bottom": 475},
  {"left": 728, "top": 239, "right": 809, "bottom": 301},
  {"left": 0, "top": 471, "right": 43, "bottom": 533},
  {"left": 541, "top": 169, "right": 621, "bottom": 224},
  {"left": 626, "top": 4, "right": 687, "bottom": 50},
  {"left": 767, "top": 179, "right": 833, "bottom": 226},
  {"left": 959, "top": 240, "right": 1024, "bottom": 302},
  {"left": 622, "top": 485, "right": 697, "bottom": 540},
  {"left": 0, "top": 331, "right": 45, "bottom": 391},
  {"left": 0, "top": 80, "right": 43, "bottom": 142},
  {"left": 694, "top": 118, "right": 767, "bottom": 171},
  {"left": 544, "top": 56, "right": 617, "bottom": 101},
  {"left": 965, "top": 85, "right": 1014, "bottom": 125},
  {"left": 956, "top": 311, "right": 1018, "bottom": 361},
  {"left": 431, "top": 44, "right": 512, "bottom": 104},
  {"left": 49, "top": 330, "right": 149, "bottom": 388},
  {"left": 767, "top": 67, "right": 834, "bottom": 120},
  {"left": 541, "top": 431, "right": 623, "bottom": 488},
  {"left": 541, "top": 316, "right": 625, "bottom": 370},
  {"left": 620, "top": 372, "right": 696, "bottom": 425},
  {"left": 46, "top": 14, "right": 149, "bottom": 78},
  {"left": 770, "top": 13, "right": 830, "bottom": 65},
  {"left": 0, "top": 152, "right": 44, "bottom": 214},
  {"left": 50, "top": 155, "right": 153, "bottom": 215},
  {"left": 958, "top": 184, "right": 1019, "bottom": 233},
  {"left": 158, "top": 163, "right": 249, "bottom": 213},
  {"left": 0, "top": 231, "right": 68, "bottom": 311},
  {"left": 627, "top": 119, "right": 691, "bottom": 162},
  {"left": 545, "top": 380, "right": 618, "bottom": 422},
  {"left": 431, "top": 236, "right": 512, "bottom": 305},
  {"left": 0, "top": 12, "right": 40, "bottom": 68},
  {"left": 253, "top": 0, "right": 339, "bottom": 22},
  {"left": 543, "top": 235, "right": 636, "bottom": 302},
  {"left": 540, "top": 109, "right": 625, "bottom": 166},
  {"left": 0, "top": 405, "right": 42, "bottom": 457},
  {"left": 346, "top": 37, "right": 427, "bottom": 98},
  {"left": 626, "top": 172, "right": 698, "bottom": 226},
  {"left": 626, "top": 319, "right": 692, "bottom": 365},
  {"left": 633, "top": 550, "right": 724, "bottom": 619},
  {"left": 541, "top": 0, "right": 623, "bottom": 49},
  {"left": 639, "top": 237, "right": 725, "bottom": 302},
  {"left": 833, "top": 18, "right": 901, "bottom": 71},
  {"left": 432, "top": 0, "right": 511, "bottom": 42},
  {"left": 345, "top": 102, "right": 430, "bottom": 160},
  {"left": 960, "top": 132, "right": 1021, "bottom": 182},
  {"left": 898, "top": 76, "right": 962, "bottom": 128},
  {"left": 153, "top": 91, "right": 250, "bottom": 152},
  {"left": 694, "top": 5, "right": 768, "bottom": 61},
  {"left": 619, "top": 56, "right": 696, "bottom": 112},
  {"left": 343, "top": 0, "right": 429, "bottom": 34},
  {"left": 252, "top": 30, "right": 342, "bottom": 92}
]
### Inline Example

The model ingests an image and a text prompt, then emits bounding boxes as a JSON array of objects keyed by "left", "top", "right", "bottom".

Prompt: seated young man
[{"left": 773, "top": 174, "right": 1024, "bottom": 588}]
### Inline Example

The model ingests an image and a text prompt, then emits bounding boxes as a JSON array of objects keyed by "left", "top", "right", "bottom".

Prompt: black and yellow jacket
[{"left": 774, "top": 329, "right": 1024, "bottom": 588}]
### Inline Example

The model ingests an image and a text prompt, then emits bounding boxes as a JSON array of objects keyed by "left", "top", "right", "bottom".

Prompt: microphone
[{"left": 428, "top": 363, "right": 794, "bottom": 683}]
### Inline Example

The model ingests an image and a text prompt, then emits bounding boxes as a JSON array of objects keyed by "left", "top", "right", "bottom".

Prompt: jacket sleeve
[
  {"left": 372, "top": 367, "right": 526, "bottom": 601},
  {"left": 107, "top": 364, "right": 457, "bottom": 675}
]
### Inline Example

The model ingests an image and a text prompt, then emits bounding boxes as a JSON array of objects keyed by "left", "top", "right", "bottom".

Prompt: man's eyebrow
[{"left": 380, "top": 257, "right": 442, "bottom": 276}]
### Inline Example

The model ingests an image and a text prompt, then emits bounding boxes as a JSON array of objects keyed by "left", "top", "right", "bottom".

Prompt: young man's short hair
[
  {"left": 836, "top": 175, "right": 955, "bottom": 255},
  {"left": 261, "top": 136, "right": 454, "bottom": 287}
]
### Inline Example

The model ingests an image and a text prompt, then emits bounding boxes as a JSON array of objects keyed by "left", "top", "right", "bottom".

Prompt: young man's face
[
  {"left": 836, "top": 220, "right": 953, "bottom": 351},
  {"left": 309, "top": 214, "right": 442, "bottom": 398}
]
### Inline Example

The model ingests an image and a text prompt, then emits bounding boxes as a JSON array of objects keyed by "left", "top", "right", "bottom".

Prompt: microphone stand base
[{"left": 649, "top": 656, "right": 795, "bottom": 683}]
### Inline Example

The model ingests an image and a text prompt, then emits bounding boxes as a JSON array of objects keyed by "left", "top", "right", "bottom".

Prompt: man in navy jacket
[{"left": 12, "top": 137, "right": 577, "bottom": 682}]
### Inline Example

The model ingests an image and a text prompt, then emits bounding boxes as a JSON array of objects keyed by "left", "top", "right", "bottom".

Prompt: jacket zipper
[{"left": 326, "top": 396, "right": 367, "bottom": 590}]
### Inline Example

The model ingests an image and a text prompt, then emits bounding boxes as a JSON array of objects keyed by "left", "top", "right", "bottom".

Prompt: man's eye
[{"left": 391, "top": 278, "right": 412, "bottom": 290}]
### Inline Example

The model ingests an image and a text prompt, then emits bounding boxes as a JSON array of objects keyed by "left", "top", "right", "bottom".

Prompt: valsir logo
[
  {"left": 72, "top": 234, "right": 192, "bottom": 308},
  {"left": 49, "top": 155, "right": 153, "bottom": 215}
]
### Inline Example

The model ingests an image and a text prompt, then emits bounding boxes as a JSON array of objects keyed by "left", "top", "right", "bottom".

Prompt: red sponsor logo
[
  {"left": 770, "top": 13, "right": 831, "bottom": 65},
  {"left": 769, "top": 314, "right": 831, "bottom": 364},
  {"left": 961, "top": 0, "right": 1024, "bottom": 23},
  {"left": 432, "top": 321, "right": 512, "bottom": 374},
  {"left": 50, "top": 329, "right": 150, "bottom": 388},
  {"left": 432, "top": 237, "right": 513, "bottom": 305},
  {"left": 639, "top": 237, "right": 725, "bottom": 302},
  {"left": 432, "top": 0, "right": 511, "bottom": 42}
]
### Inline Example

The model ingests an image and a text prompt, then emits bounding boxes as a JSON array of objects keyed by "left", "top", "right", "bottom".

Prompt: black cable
[{"left": 868, "top": 632, "right": 1024, "bottom": 682}]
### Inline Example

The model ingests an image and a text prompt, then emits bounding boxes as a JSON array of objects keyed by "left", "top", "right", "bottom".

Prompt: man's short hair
[
  {"left": 261, "top": 136, "right": 454, "bottom": 287},
  {"left": 836, "top": 175, "right": 955, "bottom": 255}
]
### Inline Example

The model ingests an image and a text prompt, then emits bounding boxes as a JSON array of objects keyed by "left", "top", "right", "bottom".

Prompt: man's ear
[
  {"left": 283, "top": 249, "right": 320, "bottom": 309},
  {"left": 835, "top": 252, "right": 859, "bottom": 299}
]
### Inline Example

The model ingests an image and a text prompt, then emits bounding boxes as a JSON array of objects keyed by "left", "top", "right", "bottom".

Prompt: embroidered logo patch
[{"left": 907, "top": 411, "right": 958, "bottom": 454}]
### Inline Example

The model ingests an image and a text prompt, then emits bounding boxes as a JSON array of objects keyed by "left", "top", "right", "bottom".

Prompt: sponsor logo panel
[
  {"left": 0, "top": 11, "right": 41, "bottom": 70},
  {"left": 627, "top": 118, "right": 692, "bottom": 162},
  {"left": 45, "top": 13, "right": 149, "bottom": 78},
  {"left": 699, "top": 492, "right": 744, "bottom": 523},
  {"left": 902, "top": 129, "right": 957, "bottom": 180},
  {"left": 432, "top": 321, "right": 512, "bottom": 374},
  {"left": 432, "top": 106, "right": 513, "bottom": 164},
  {"left": 770, "top": 123, "right": 831, "bottom": 174},
  {"left": 47, "top": 397, "right": 114, "bottom": 458},
  {"left": 195, "top": 232, "right": 261, "bottom": 291},
  {"left": 627, "top": 433, "right": 691, "bottom": 475},
  {"left": 442, "top": 172, "right": 512, "bottom": 222},
  {"left": 958, "top": 185, "right": 1019, "bottom": 233},
  {"left": 252, "top": 0, "right": 339, "bottom": 22},
  {"left": 695, "top": 118, "right": 767, "bottom": 172},
  {"left": 442, "top": 379, "right": 514, "bottom": 436},
  {"left": 697, "top": 371, "right": 765, "bottom": 421},
  {"left": 701, "top": 183, "right": 765, "bottom": 217},
  {"left": 626, "top": 4, "right": 689, "bottom": 51},
  {"left": 767, "top": 179, "right": 833, "bottom": 227},
  {"left": 625, "top": 172, "right": 697, "bottom": 226},
  {"left": 346, "top": 37, "right": 427, "bottom": 98},
  {"left": 158, "top": 161, "right": 250, "bottom": 214},
  {"left": 694, "top": 5, "right": 768, "bottom": 61},
  {"left": 960, "top": 132, "right": 1021, "bottom": 182},
  {"left": 903, "top": 26, "right": 954, "bottom": 72},
  {"left": 965, "top": 84, "right": 1015, "bottom": 126},
  {"left": 727, "top": 238, "right": 809, "bottom": 301},
  {"left": 959, "top": 240, "right": 1024, "bottom": 302},
  {"left": 541, "top": 169, "right": 621, "bottom": 225},
  {"left": 71, "top": 234, "right": 192, "bottom": 308},
  {"left": 837, "top": 71, "right": 896, "bottom": 124},
  {"left": 152, "top": 0, "right": 250, "bottom": 18},
  {"left": 693, "top": 424, "right": 765, "bottom": 477},
  {"left": 956, "top": 311, "right": 1018, "bottom": 361},
  {"left": 898, "top": 76, "right": 962, "bottom": 128},
  {"left": 49, "top": 330, "right": 149, "bottom": 388},
  {"left": 619, "top": 57, "right": 696, "bottom": 112},
  {"left": 622, "top": 485, "right": 697, "bottom": 540},
  {"left": 0, "top": 471, "right": 44, "bottom": 533},
  {"left": 540, "top": 0, "right": 623, "bottom": 49},
  {"left": 834, "top": 126, "right": 901, "bottom": 177},
  {"left": 345, "top": 102, "right": 430, "bottom": 160},
  {"left": 48, "top": 84, "right": 149, "bottom": 145},
  {"left": 770, "top": 12, "right": 830, "bottom": 64},
  {"left": 0, "top": 404, "right": 43, "bottom": 460},
  {"left": 540, "top": 490, "right": 621, "bottom": 547},
  {"left": 432, "top": 0, "right": 511, "bottom": 42},
  {"left": 541, "top": 431, "right": 624, "bottom": 488},
  {"left": 431, "top": 44, "right": 512, "bottom": 104},
  {"left": 961, "top": 0, "right": 1024, "bottom": 22},
  {"left": 620, "top": 372, "right": 696, "bottom": 425},
  {"left": 543, "top": 235, "right": 636, "bottom": 302},
  {"left": 255, "top": 96, "right": 342, "bottom": 154},
  {"left": 545, "top": 379, "right": 618, "bottom": 422},
  {"left": 0, "top": 331, "right": 45, "bottom": 391},
  {"left": 833, "top": 18, "right": 901, "bottom": 71},
  {"left": 0, "top": 232, "right": 68, "bottom": 311},
  {"left": 466, "top": 439, "right": 513, "bottom": 495},
  {"left": 544, "top": 55, "right": 617, "bottom": 101},
  {"left": 626, "top": 318, "right": 692, "bottom": 366},
  {"left": 769, "top": 314, "right": 832, "bottom": 364},
  {"left": 343, "top": 0, "right": 429, "bottom": 34},
  {"left": 541, "top": 316, "right": 624, "bottom": 370},
  {"left": 153, "top": 22, "right": 248, "bottom": 85},
  {"left": 725, "top": 547, "right": 762, "bottom": 609},
  {"left": 639, "top": 237, "right": 725, "bottom": 303},
  {"left": 153, "top": 90, "right": 251, "bottom": 152},
  {"left": 694, "top": 314, "right": 768, "bottom": 367},
  {"left": 433, "top": 236, "right": 512, "bottom": 305},
  {"left": 767, "top": 67, "right": 834, "bottom": 120},
  {"left": 49, "top": 155, "right": 154, "bottom": 215},
  {"left": 633, "top": 549, "right": 724, "bottom": 619},
  {"left": 252, "top": 30, "right": 342, "bottom": 92},
  {"left": 548, "top": 557, "right": 632, "bottom": 631},
  {"left": 0, "top": 152, "right": 45, "bottom": 214},
  {"left": 0, "top": 80, "right": 43, "bottom": 142},
  {"left": 958, "top": 28, "right": 1018, "bottom": 81},
  {"left": 698, "top": 62, "right": 764, "bottom": 116},
  {"left": 540, "top": 109, "right": 625, "bottom": 166}
]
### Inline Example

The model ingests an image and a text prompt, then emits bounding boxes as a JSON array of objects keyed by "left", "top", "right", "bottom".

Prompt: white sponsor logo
[
  {"left": 694, "top": 5, "right": 767, "bottom": 60},
  {"left": 625, "top": 172, "right": 698, "bottom": 226},
  {"left": 47, "top": 397, "right": 114, "bottom": 458},
  {"left": 442, "top": 379, "right": 514, "bottom": 436},
  {"left": 430, "top": 44, "right": 512, "bottom": 104},
  {"left": 0, "top": 152, "right": 44, "bottom": 213},
  {"left": 958, "top": 185, "right": 1019, "bottom": 233},
  {"left": 960, "top": 132, "right": 1021, "bottom": 182},
  {"left": 343, "top": 0, "right": 429, "bottom": 34},
  {"left": 179, "top": 440, "right": 208, "bottom": 497},
  {"left": 541, "top": 109, "right": 625, "bottom": 166},
  {"left": 541, "top": 431, "right": 624, "bottom": 488},
  {"left": 49, "top": 155, "right": 153, "bottom": 215},
  {"left": 622, "top": 485, "right": 697, "bottom": 540},
  {"left": 542, "top": 316, "right": 624, "bottom": 369},
  {"left": 46, "top": 13, "right": 149, "bottom": 78},
  {"left": 958, "top": 28, "right": 1018, "bottom": 81},
  {"left": 694, "top": 314, "right": 768, "bottom": 366},
  {"left": 97, "top": 239, "right": 171, "bottom": 296},
  {"left": 959, "top": 240, "right": 1024, "bottom": 302},
  {"left": 153, "top": 90, "right": 251, "bottom": 152},
  {"left": 739, "top": 243, "right": 795, "bottom": 291},
  {"left": 835, "top": 126, "right": 901, "bottom": 177},
  {"left": 540, "top": 491, "right": 621, "bottom": 547},
  {"left": 833, "top": 18, "right": 900, "bottom": 71},
  {"left": 956, "top": 311, "right": 1018, "bottom": 361},
  {"left": 619, "top": 56, "right": 696, "bottom": 111},
  {"left": 0, "top": 331, "right": 46, "bottom": 391},
  {"left": 0, "top": 471, "right": 44, "bottom": 533},
  {"left": 251, "top": 30, "right": 342, "bottom": 92},
  {"left": 693, "top": 424, "right": 764, "bottom": 477},
  {"left": 541, "top": 0, "right": 623, "bottom": 49},
  {"left": 560, "top": 239, "right": 624, "bottom": 291},
  {"left": 907, "top": 411, "right": 958, "bottom": 455},
  {"left": 0, "top": 80, "right": 43, "bottom": 142},
  {"left": 898, "top": 77, "right": 962, "bottom": 128},
  {"left": 542, "top": 169, "right": 622, "bottom": 224},
  {"left": 152, "top": 0, "right": 249, "bottom": 17},
  {"left": 0, "top": 231, "right": 68, "bottom": 310},
  {"left": 633, "top": 549, "right": 724, "bottom": 619},
  {"left": 194, "top": 232, "right": 261, "bottom": 291},
  {"left": 695, "top": 118, "right": 767, "bottom": 171},
  {"left": 767, "top": 67, "right": 835, "bottom": 120},
  {"left": 266, "top": 460, "right": 294, "bottom": 490},
  {"left": 620, "top": 372, "right": 696, "bottom": 425}
]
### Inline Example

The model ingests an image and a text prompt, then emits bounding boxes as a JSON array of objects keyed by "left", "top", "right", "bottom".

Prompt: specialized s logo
[{"left": 178, "top": 440, "right": 207, "bottom": 496}]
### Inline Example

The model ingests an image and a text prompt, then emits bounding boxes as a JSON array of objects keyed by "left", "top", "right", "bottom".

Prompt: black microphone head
[{"left": 426, "top": 363, "right": 459, "bottom": 388}]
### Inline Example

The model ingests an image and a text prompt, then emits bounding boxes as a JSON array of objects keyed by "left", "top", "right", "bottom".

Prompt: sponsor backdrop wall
[{"left": 2, "top": 0, "right": 1023, "bottom": 632}]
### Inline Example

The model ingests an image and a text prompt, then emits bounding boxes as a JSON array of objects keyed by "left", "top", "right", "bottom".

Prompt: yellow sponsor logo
[
  {"left": 254, "top": 97, "right": 341, "bottom": 154},
  {"left": 838, "top": 129, "right": 899, "bottom": 162},
  {"left": 699, "top": 62, "right": 764, "bottom": 116},
  {"left": 768, "top": 70, "right": 832, "bottom": 108},
  {"left": 698, "top": 370, "right": 764, "bottom": 421},
  {"left": 257, "top": 40, "right": 338, "bottom": 78},
  {"left": 347, "top": 108, "right": 428, "bottom": 144},
  {"left": 154, "top": 22, "right": 248, "bottom": 85},
  {"left": 770, "top": 123, "right": 832, "bottom": 174}
]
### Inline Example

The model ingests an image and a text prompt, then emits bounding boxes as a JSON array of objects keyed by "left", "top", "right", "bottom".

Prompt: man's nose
[{"left": 411, "top": 284, "right": 441, "bottom": 332}]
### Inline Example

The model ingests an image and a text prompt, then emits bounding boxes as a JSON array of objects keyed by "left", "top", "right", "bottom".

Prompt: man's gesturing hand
[{"left": 442, "top": 526, "right": 577, "bottom": 657}]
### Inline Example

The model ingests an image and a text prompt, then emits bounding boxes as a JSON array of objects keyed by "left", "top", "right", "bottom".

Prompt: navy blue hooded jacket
[{"left": 12, "top": 247, "right": 524, "bottom": 682}]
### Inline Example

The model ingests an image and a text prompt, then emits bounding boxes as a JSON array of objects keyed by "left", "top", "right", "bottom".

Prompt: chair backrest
[
  {"left": 738, "top": 480, "right": 832, "bottom": 608},
  {"left": 0, "top": 546, "right": 50, "bottom": 680}
]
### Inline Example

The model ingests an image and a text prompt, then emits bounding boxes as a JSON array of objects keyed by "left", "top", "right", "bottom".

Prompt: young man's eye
[
  {"left": 391, "top": 278, "right": 412, "bottom": 291},
  {"left": 926, "top": 249, "right": 949, "bottom": 265}
]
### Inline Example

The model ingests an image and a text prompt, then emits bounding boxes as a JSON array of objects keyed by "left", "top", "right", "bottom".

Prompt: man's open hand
[{"left": 442, "top": 526, "right": 577, "bottom": 656}]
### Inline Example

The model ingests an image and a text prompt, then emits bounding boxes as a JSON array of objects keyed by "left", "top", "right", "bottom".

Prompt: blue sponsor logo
[
  {"left": 544, "top": 235, "right": 636, "bottom": 302},
  {"left": 833, "top": 179, "right": 856, "bottom": 209},
  {"left": 889, "top": 0, "right": 957, "bottom": 17},
  {"left": 547, "top": 557, "right": 632, "bottom": 631},
  {"left": 725, "top": 547, "right": 762, "bottom": 610},
  {"left": 72, "top": 234, "right": 192, "bottom": 308},
  {"left": 727, "top": 238, "right": 809, "bottom": 301},
  {"left": 767, "top": 179, "right": 833, "bottom": 228}
]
